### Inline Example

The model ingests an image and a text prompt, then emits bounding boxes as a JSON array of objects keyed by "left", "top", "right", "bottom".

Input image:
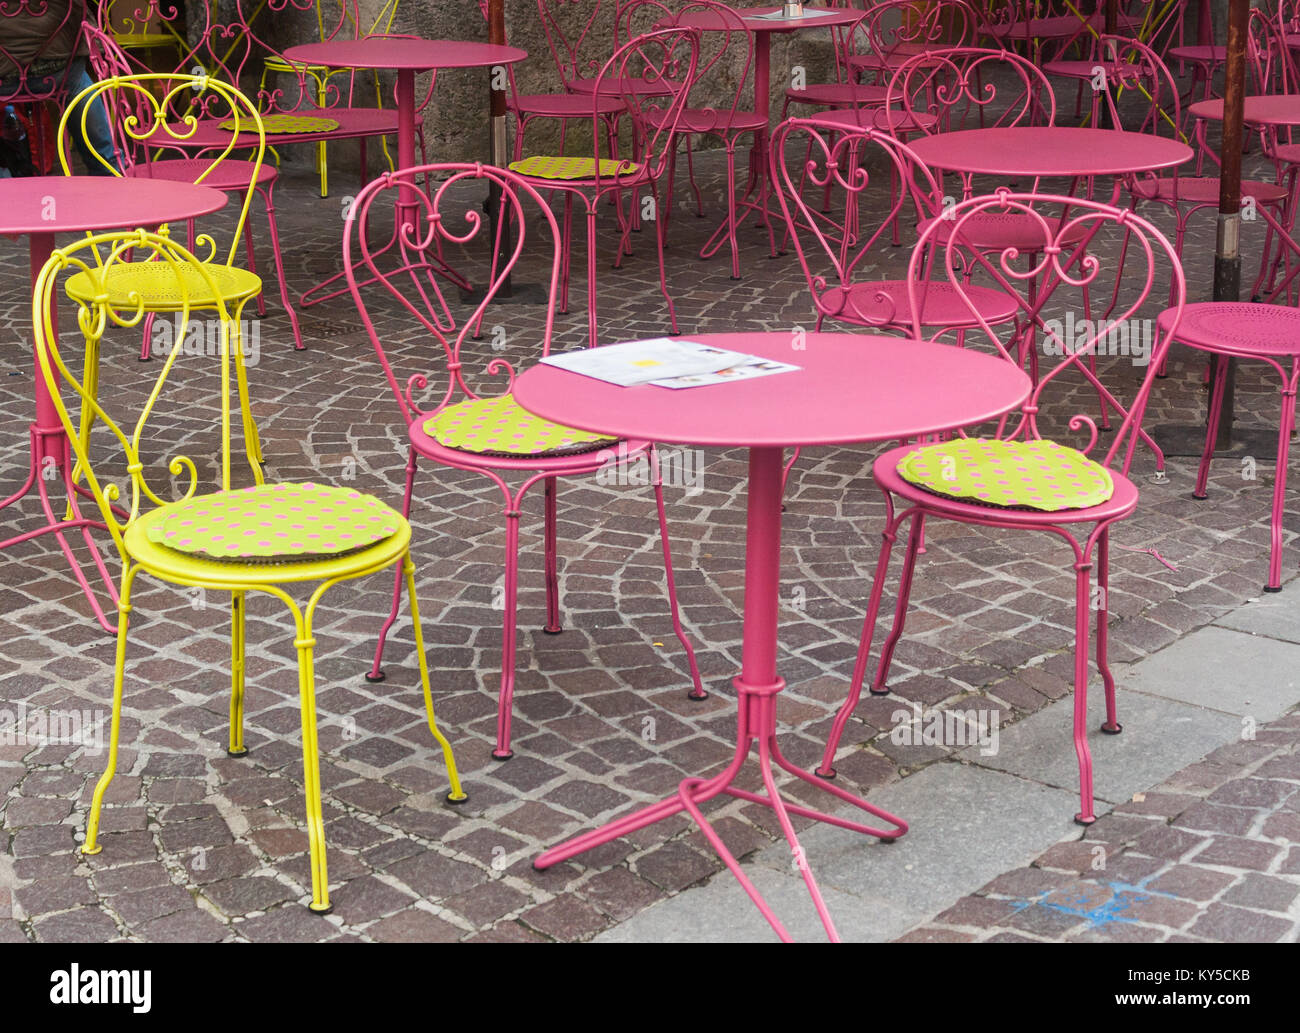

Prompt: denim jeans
[{"left": 0, "top": 58, "right": 121, "bottom": 177}]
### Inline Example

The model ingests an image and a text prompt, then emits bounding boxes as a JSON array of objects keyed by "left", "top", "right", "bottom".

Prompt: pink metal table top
[
  {"left": 908, "top": 127, "right": 1192, "bottom": 179},
  {"left": 514, "top": 332, "right": 1031, "bottom": 447},
  {"left": 1189, "top": 94, "right": 1300, "bottom": 127},
  {"left": 0, "top": 176, "right": 227, "bottom": 635},
  {"left": 283, "top": 37, "right": 527, "bottom": 72},
  {"left": 515, "top": 331, "right": 1030, "bottom": 941}
]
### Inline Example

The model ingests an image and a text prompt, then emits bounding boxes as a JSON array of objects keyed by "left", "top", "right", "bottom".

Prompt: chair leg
[
  {"left": 1071, "top": 556, "right": 1097, "bottom": 826},
  {"left": 543, "top": 476, "right": 561, "bottom": 634},
  {"left": 870, "top": 512, "right": 926, "bottom": 695},
  {"left": 1193, "top": 356, "right": 1230, "bottom": 500},
  {"left": 367, "top": 449, "right": 418, "bottom": 682},
  {"left": 1096, "top": 529, "right": 1121, "bottom": 734},
  {"left": 586, "top": 203, "right": 600, "bottom": 348},
  {"left": 781, "top": 446, "right": 802, "bottom": 501},
  {"left": 1265, "top": 380, "right": 1298, "bottom": 591},
  {"left": 652, "top": 184, "right": 679, "bottom": 336},
  {"left": 244, "top": 191, "right": 267, "bottom": 318},
  {"left": 818, "top": 508, "right": 905, "bottom": 778},
  {"left": 228, "top": 591, "right": 248, "bottom": 756},
  {"left": 725, "top": 144, "right": 741, "bottom": 280},
  {"left": 81, "top": 567, "right": 137, "bottom": 858},
  {"left": 494, "top": 507, "right": 523, "bottom": 759},
  {"left": 292, "top": 608, "right": 331, "bottom": 913},
  {"left": 403, "top": 557, "right": 467, "bottom": 803},
  {"left": 257, "top": 183, "right": 304, "bottom": 350},
  {"left": 649, "top": 447, "right": 706, "bottom": 701}
]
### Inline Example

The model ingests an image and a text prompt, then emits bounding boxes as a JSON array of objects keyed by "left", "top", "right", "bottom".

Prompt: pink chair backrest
[
  {"left": 537, "top": 0, "right": 613, "bottom": 90},
  {"left": 771, "top": 116, "right": 946, "bottom": 327},
  {"left": 0, "top": 0, "right": 87, "bottom": 104},
  {"left": 623, "top": 0, "right": 753, "bottom": 133},
  {"left": 1088, "top": 34, "right": 1182, "bottom": 139},
  {"left": 884, "top": 46, "right": 1056, "bottom": 137},
  {"left": 908, "top": 190, "right": 1186, "bottom": 477},
  {"left": 343, "top": 163, "right": 564, "bottom": 426}
]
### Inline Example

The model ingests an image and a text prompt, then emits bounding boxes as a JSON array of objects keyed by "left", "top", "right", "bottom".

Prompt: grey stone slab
[
  {"left": 1215, "top": 595, "right": 1300, "bottom": 646},
  {"left": 1120, "top": 626, "right": 1300, "bottom": 720},
  {"left": 958, "top": 692, "right": 1240, "bottom": 804},
  {"left": 592, "top": 862, "right": 920, "bottom": 943},
  {"left": 753, "top": 763, "right": 1079, "bottom": 917}
]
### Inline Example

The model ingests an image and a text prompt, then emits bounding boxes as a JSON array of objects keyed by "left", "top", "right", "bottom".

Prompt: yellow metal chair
[{"left": 34, "top": 229, "right": 466, "bottom": 914}]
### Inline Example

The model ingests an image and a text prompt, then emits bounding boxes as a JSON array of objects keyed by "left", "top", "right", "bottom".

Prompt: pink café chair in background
[
  {"left": 817, "top": 190, "right": 1186, "bottom": 827},
  {"left": 344, "top": 162, "right": 706, "bottom": 762},
  {"left": 506, "top": 26, "right": 700, "bottom": 348}
]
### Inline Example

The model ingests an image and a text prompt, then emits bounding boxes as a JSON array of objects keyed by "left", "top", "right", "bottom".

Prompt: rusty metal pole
[
  {"left": 486, "top": 0, "right": 512, "bottom": 296},
  {"left": 1212, "top": 0, "right": 1249, "bottom": 450}
]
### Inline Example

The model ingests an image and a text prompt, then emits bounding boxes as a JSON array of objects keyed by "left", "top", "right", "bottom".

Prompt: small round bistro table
[
  {"left": 0, "top": 176, "right": 227, "bottom": 633},
  {"left": 514, "top": 331, "right": 1031, "bottom": 942},
  {"left": 908, "top": 126, "right": 1193, "bottom": 201},
  {"left": 286, "top": 38, "right": 528, "bottom": 306},
  {"left": 1188, "top": 94, "right": 1300, "bottom": 128}
]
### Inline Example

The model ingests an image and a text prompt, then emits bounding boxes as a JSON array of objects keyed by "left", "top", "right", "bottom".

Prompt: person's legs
[{"left": 62, "top": 60, "right": 121, "bottom": 175}]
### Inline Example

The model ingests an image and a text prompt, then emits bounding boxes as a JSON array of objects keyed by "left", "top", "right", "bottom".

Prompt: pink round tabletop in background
[
  {"left": 513, "top": 332, "right": 1030, "bottom": 448},
  {"left": 1189, "top": 94, "right": 1300, "bottom": 127},
  {"left": 730, "top": 5, "right": 863, "bottom": 32},
  {"left": 909, "top": 127, "right": 1192, "bottom": 178},
  {"left": 284, "top": 38, "right": 526, "bottom": 71},
  {"left": 0, "top": 177, "right": 226, "bottom": 235}
]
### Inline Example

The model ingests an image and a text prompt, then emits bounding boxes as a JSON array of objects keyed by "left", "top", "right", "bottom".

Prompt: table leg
[
  {"left": 534, "top": 447, "right": 907, "bottom": 942},
  {"left": 0, "top": 233, "right": 119, "bottom": 634}
]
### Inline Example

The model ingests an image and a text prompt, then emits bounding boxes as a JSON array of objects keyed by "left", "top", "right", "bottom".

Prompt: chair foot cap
[
  {"left": 1192, "top": 492, "right": 1209, "bottom": 501},
  {"left": 687, "top": 689, "right": 708, "bottom": 702},
  {"left": 226, "top": 747, "right": 249, "bottom": 757},
  {"left": 869, "top": 686, "right": 891, "bottom": 697},
  {"left": 1073, "top": 813, "right": 1097, "bottom": 826},
  {"left": 491, "top": 749, "right": 514, "bottom": 761},
  {"left": 80, "top": 844, "right": 102, "bottom": 856},
  {"left": 1101, "top": 721, "right": 1123, "bottom": 735},
  {"left": 308, "top": 902, "right": 333, "bottom": 915},
  {"left": 815, "top": 767, "right": 836, "bottom": 780},
  {"left": 1264, "top": 584, "right": 1283, "bottom": 593},
  {"left": 364, "top": 670, "right": 386, "bottom": 683},
  {"left": 446, "top": 792, "right": 469, "bottom": 805},
  {"left": 541, "top": 626, "right": 563, "bottom": 635}
]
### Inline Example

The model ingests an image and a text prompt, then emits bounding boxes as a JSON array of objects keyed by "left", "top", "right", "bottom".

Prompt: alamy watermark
[
  {"left": 890, "top": 701, "right": 1000, "bottom": 756},
  {"left": 1040, "top": 312, "right": 1153, "bottom": 367},
  {"left": 149, "top": 314, "right": 262, "bottom": 366},
  {"left": 0, "top": 703, "right": 106, "bottom": 755},
  {"left": 593, "top": 443, "right": 705, "bottom": 496}
]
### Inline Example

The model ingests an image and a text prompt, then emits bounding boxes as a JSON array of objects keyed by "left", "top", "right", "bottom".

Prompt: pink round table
[
  {"left": 909, "top": 127, "right": 1192, "bottom": 194},
  {"left": 515, "top": 331, "right": 1031, "bottom": 942},
  {"left": 286, "top": 39, "right": 527, "bottom": 306},
  {"left": 684, "top": 6, "right": 864, "bottom": 269},
  {"left": 1189, "top": 94, "right": 1300, "bottom": 128},
  {"left": 0, "top": 176, "right": 227, "bottom": 632}
]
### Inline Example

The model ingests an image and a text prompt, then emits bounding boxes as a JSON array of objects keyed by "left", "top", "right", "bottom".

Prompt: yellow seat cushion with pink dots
[
  {"left": 220, "top": 113, "right": 339, "bottom": 134},
  {"left": 897, "top": 438, "right": 1114, "bottom": 512},
  {"left": 145, "top": 482, "right": 401, "bottom": 563},
  {"left": 508, "top": 155, "right": 641, "bottom": 180},
  {"left": 424, "top": 394, "right": 619, "bottom": 458}
]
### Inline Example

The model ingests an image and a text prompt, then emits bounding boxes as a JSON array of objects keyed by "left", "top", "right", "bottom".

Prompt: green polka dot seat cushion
[
  {"left": 145, "top": 482, "right": 402, "bottom": 563},
  {"left": 423, "top": 394, "right": 619, "bottom": 458},
  {"left": 508, "top": 156, "right": 640, "bottom": 181},
  {"left": 896, "top": 438, "right": 1115, "bottom": 512},
  {"left": 220, "top": 114, "right": 340, "bottom": 134}
]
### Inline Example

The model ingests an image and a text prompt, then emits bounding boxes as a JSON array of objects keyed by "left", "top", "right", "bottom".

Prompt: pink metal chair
[
  {"left": 477, "top": 0, "right": 624, "bottom": 163},
  {"left": 78, "top": 25, "right": 303, "bottom": 355},
  {"left": 506, "top": 26, "right": 700, "bottom": 347},
  {"left": 1154, "top": 299, "right": 1300, "bottom": 592},
  {"left": 818, "top": 190, "right": 1186, "bottom": 826},
  {"left": 343, "top": 162, "right": 706, "bottom": 761},
  {"left": 845, "top": 0, "right": 986, "bottom": 88},
  {"left": 626, "top": 0, "right": 770, "bottom": 279},
  {"left": 977, "top": 0, "right": 1116, "bottom": 63},
  {"left": 1122, "top": 28, "right": 1292, "bottom": 313}
]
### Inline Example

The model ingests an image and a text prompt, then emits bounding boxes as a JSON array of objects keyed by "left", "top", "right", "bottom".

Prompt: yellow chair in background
[{"left": 34, "top": 229, "right": 465, "bottom": 914}]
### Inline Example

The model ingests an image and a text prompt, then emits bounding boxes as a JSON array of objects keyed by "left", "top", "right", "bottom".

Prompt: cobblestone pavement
[
  {"left": 1, "top": 92, "right": 1298, "bottom": 942},
  {"left": 902, "top": 708, "right": 1300, "bottom": 944}
]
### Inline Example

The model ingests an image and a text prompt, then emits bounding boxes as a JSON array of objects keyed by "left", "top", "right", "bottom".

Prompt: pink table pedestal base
[{"left": 534, "top": 447, "right": 906, "bottom": 942}]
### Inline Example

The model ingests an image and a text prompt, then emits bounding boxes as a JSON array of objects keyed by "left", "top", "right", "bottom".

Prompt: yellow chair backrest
[
  {"left": 33, "top": 229, "right": 263, "bottom": 563},
  {"left": 57, "top": 72, "right": 266, "bottom": 271}
]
